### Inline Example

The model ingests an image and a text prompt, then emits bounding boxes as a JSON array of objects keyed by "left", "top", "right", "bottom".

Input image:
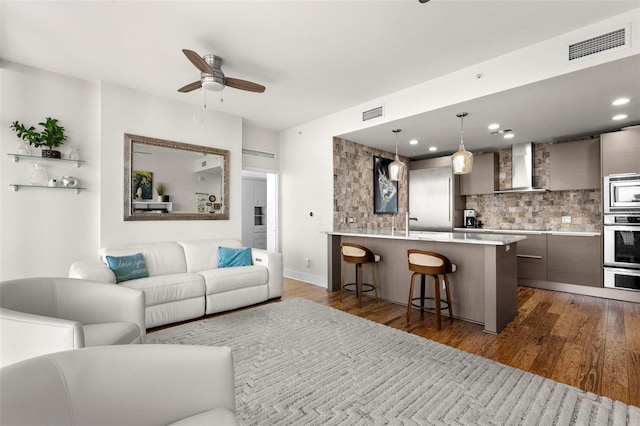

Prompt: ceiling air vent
[
  {"left": 362, "top": 106, "right": 384, "bottom": 122},
  {"left": 568, "top": 27, "right": 628, "bottom": 61},
  {"left": 242, "top": 148, "right": 275, "bottom": 159}
]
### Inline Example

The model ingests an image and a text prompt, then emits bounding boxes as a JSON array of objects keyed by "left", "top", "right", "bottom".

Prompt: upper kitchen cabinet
[
  {"left": 601, "top": 128, "right": 640, "bottom": 176},
  {"left": 459, "top": 152, "right": 498, "bottom": 195},
  {"left": 549, "top": 138, "right": 600, "bottom": 191}
]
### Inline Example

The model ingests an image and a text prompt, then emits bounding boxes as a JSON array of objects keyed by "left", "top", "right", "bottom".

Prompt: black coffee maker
[{"left": 463, "top": 209, "right": 477, "bottom": 228}]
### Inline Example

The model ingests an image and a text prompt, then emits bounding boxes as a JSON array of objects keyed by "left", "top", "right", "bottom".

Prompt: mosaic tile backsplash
[
  {"left": 333, "top": 137, "right": 409, "bottom": 231},
  {"left": 333, "top": 137, "right": 602, "bottom": 232}
]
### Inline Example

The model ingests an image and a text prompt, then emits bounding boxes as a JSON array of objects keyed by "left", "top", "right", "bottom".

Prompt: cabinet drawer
[{"left": 516, "top": 234, "right": 547, "bottom": 280}]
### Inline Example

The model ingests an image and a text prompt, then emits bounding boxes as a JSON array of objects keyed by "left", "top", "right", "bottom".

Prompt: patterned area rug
[{"left": 147, "top": 298, "right": 639, "bottom": 425}]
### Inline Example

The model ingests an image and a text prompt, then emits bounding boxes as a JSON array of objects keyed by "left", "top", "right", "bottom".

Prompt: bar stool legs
[
  {"left": 340, "top": 243, "right": 380, "bottom": 306},
  {"left": 406, "top": 249, "right": 455, "bottom": 330}
]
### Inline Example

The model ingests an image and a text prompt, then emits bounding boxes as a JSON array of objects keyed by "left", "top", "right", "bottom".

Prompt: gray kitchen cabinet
[
  {"left": 601, "top": 128, "right": 640, "bottom": 176},
  {"left": 516, "top": 233, "right": 547, "bottom": 280},
  {"left": 242, "top": 178, "right": 267, "bottom": 249},
  {"left": 459, "top": 152, "right": 498, "bottom": 195},
  {"left": 547, "top": 234, "right": 602, "bottom": 287},
  {"left": 549, "top": 138, "right": 600, "bottom": 190}
]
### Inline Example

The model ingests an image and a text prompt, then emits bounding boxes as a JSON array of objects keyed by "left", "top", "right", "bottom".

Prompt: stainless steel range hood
[{"left": 494, "top": 142, "right": 548, "bottom": 194}]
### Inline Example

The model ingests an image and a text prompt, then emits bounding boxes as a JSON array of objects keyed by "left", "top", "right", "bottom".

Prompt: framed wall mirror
[{"left": 124, "top": 133, "right": 229, "bottom": 221}]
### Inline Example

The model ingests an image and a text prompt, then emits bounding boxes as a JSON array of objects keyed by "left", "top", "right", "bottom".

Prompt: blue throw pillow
[
  {"left": 106, "top": 253, "right": 149, "bottom": 283},
  {"left": 218, "top": 246, "right": 253, "bottom": 268}
]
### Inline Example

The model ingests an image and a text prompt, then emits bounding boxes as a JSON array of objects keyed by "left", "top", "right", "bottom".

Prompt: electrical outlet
[
  {"left": 562, "top": 216, "right": 571, "bottom": 224},
  {"left": 347, "top": 217, "right": 354, "bottom": 223},
  {"left": 304, "top": 258, "right": 310, "bottom": 268}
]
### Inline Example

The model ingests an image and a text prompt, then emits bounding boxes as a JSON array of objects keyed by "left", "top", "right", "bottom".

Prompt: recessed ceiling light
[
  {"left": 612, "top": 98, "right": 630, "bottom": 106},
  {"left": 488, "top": 123, "right": 500, "bottom": 130},
  {"left": 503, "top": 133, "right": 515, "bottom": 139},
  {"left": 428, "top": 146, "right": 438, "bottom": 152},
  {"left": 409, "top": 139, "right": 419, "bottom": 145},
  {"left": 613, "top": 114, "right": 628, "bottom": 120}
]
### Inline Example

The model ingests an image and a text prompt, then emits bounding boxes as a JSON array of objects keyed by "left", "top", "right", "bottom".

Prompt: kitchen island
[{"left": 327, "top": 230, "right": 526, "bottom": 334}]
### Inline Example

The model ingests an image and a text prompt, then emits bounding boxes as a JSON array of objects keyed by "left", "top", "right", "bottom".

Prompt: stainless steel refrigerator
[{"left": 409, "top": 166, "right": 458, "bottom": 231}]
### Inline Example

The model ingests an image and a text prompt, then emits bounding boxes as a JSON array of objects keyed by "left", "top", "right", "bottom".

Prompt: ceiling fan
[{"left": 178, "top": 49, "right": 266, "bottom": 94}]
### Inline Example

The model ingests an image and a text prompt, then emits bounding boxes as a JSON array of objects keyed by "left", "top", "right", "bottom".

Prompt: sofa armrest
[
  {"left": 56, "top": 278, "right": 146, "bottom": 342},
  {"left": 0, "top": 345, "right": 237, "bottom": 425},
  {"left": 251, "top": 248, "right": 283, "bottom": 298},
  {"left": 69, "top": 259, "right": 116, "bottom": 283},
  {"left": 0, "top": 308, "right": 84, "bottom": 367}
]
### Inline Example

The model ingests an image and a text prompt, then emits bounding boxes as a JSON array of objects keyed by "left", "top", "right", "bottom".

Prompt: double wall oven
[{"left": 603, "top": 174, "right": 640, "bottom": 291}]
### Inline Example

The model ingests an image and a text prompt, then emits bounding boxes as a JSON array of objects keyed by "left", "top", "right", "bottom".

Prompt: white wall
[
  {"left": 0, "top": 63, "right": 244, "bottom": 279},
  {"left": 279, "top": 9, "right": 640, "bottom": 287},
  {"left": 99, "top": 82, "right": 243, "bottom": 247},
  {"left": 1, "top": 61, "right": 100, "bottom": 279}
]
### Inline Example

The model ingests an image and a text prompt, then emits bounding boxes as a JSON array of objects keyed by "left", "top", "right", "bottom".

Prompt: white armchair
[
  {"left": 0, "top": 277, "right": 145, "bottom": 367},
  {"left": 0, "top": 344, "right": 239, "bottom": 425}
]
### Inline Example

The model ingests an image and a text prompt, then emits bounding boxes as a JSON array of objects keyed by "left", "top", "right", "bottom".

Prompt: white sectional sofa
[{"left": 69, "top": 239, "right": 282, "bottom": 328}]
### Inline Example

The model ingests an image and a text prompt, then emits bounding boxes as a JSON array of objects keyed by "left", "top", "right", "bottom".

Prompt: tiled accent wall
[
  {"left": 465, "top": 139, "right": 602, "bottom": 232},
  {"left": 333, "top": 137, "right": 409, "bottom": 231}
]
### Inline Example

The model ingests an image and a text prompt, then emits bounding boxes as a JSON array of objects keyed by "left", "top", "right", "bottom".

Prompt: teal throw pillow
[
  {"left": 106, "top": 253, "right": 149, "bottom": 283},
  {"left": 218, "top": 246, "right": 253, "bottom": 268}
]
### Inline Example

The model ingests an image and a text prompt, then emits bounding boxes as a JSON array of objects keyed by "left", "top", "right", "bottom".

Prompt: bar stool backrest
[
  {"left": 407, "top": 249, "right": 453, "bottom": 275},
  {"left": 341, "top": 243, "right": 376, "bottom": 263}
]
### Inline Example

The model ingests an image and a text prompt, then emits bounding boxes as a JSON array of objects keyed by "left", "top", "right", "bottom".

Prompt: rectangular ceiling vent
[
  {"left": 362, "top": 106, "right": 384, "bottom": 122},
  {"left": 242, "top": 148, "right": 275, "bottom": 159},
  {"left": 568, "top": 27, "right": 628, "bottom": 61}
]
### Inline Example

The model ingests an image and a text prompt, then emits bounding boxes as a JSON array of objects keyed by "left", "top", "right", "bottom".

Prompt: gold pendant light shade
[
  {"left": 389, "top": 129, "right": 406, "bottom": 181},
  {"left": 451, "top": 112, "right": 473, "bottom": 175}
]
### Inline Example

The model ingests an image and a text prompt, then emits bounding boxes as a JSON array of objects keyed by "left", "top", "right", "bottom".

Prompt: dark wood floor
[{"left": 279, "top": 277, "right": 640, "bottom": 407}]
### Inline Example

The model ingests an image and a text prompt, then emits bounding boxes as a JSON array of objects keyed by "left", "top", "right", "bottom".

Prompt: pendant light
[
  {"left": 451, "top": 112, "right": 473, "bottom": 175},
  {"left": 388, "top": 129, "right": 406, "bottom": 181}
]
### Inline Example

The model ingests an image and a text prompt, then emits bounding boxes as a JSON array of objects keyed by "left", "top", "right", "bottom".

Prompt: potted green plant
[
  {"left": 155, "top": 181, "right": 169, "bottom": 202},
  {"left": 10, "top": 117, "right": 67, "bottom": 158}
]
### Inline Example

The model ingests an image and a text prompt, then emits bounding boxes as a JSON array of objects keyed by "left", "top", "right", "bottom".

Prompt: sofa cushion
[
  {"left": 106, "top": 253, "right": 149, "bottom": 283},
  {"left": 179, "top": 240, "right": 242, "bottom": 273},
  {"left": 119, "top": 273, "right": 205, "bottom": 307},
  {"left": 201, "top": 265, "right": 268, "bottom": 294},
  {"left": 218, "top": 247, "right": 252, "bottom": 268},
  {"left": 83, "top": 322, "right": 141, "bottom": 347},
  {"left": 100, "top": 242, "right": 187, "bottom": 277}
]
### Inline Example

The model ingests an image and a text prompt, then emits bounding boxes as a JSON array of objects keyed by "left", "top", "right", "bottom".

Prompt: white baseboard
[{"left": 284, "top": 269, "right": 326, "bottom": 288}]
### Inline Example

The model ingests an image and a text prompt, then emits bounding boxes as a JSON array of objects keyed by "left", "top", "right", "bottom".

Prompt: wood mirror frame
[{"left": 124, "top": 133, "right": 230, "bottom": 221}]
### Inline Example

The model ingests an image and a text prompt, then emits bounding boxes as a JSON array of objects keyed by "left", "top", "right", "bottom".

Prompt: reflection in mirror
[{"left": 124, "top": 134, "right": 229, "bottom": 221}]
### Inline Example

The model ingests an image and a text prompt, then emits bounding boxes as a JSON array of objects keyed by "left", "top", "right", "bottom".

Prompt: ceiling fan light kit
[
  {"left": 388, "top": 129, "right": 406, "bottom": 181},
  {"left": 452, "top": 112, "right": 473, "bottom": 175}
]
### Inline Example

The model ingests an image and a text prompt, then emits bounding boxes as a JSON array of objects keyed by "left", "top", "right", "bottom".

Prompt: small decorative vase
[
  {"left": 61, "top": 176, "right": 78, "bottom": 188},
  {"left": 158, "top": 196, "right": 164, "bottom": 202},
  {"left": 68, "top": 147, "right": 80, "bottom": 161},
  {"left": 29, "top": 163, "right": 48, "bottom": 186},
  {"left": 17, "top": 140, "right": 31, "bottom": 156}
]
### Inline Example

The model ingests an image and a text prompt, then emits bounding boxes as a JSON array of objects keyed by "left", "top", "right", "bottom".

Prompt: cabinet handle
[{"left": 517, "top": 254, "right": 543, "bottom": 259}]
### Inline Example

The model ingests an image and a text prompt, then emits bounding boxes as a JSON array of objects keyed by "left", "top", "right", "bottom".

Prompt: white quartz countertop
[
  {"left": 453, "top": 228, "right": 601, "bottom": 236},
  {"left": 327, "top": 230, "right": 525, "bottom": 246}
]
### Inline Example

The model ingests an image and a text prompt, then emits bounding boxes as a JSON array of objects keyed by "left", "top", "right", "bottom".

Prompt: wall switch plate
[
  {"left": 562, "top": 216, "right": 571, "bottom": 224},
  {"left": 304, "top": 258, "right": 310, "bottom": 267},
  {"left": 347, "top": 217, "right": 354, "bottom": 223}
]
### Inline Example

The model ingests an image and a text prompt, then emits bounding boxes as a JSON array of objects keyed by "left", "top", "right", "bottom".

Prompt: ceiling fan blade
[
  {"left": 178, "top": 80, "right": 202, "bottom": 93},
  {"left": 182, "top": 49, "right": 214, "bottom": 74},
  {"left": 225, "top": 77, "right": 266, "bottom": 93}
]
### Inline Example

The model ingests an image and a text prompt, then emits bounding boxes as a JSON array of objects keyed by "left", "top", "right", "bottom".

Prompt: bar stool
[
  {"left": 340, "top": 242, "right": 380, "bottom": 306},
  {"left": 406, "top": 249, "right": 456, "bottom": 330}
]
